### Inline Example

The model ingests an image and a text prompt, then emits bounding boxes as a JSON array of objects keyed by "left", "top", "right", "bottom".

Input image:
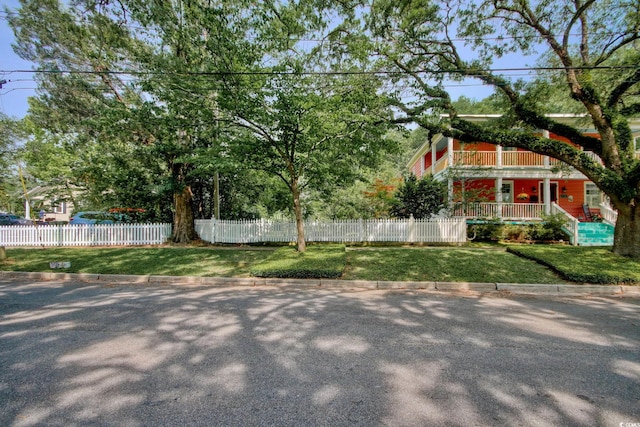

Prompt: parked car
[
  {"left": 69, "top": 211, "right": 119, "bottom": 224},
  {"left": 0, "top": 213, "right": 33, "bottom": 225}
]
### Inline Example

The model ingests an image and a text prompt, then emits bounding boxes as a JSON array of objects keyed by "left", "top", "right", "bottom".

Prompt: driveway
[{"left": 0, "top": 279, "right": 639, "bottom": 426}]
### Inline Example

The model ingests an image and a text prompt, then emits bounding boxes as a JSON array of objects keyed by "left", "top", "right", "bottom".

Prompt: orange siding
[
  {"left": 410, "top": 158, "right": 422, "bottom": 177},
  {"left": 453, "top": 179, "right": 495, "bottom": 201},
  {"left": 556, "top": 180, "right": 588, "bottom": 218}
]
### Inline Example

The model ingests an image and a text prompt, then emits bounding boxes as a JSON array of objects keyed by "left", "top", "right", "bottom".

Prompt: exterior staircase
[{"left": 576, "top": 222, "right": 614, "bottom": 246}]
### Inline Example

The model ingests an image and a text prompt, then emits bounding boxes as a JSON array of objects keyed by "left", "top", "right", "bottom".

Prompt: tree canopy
[
  {"left": 354, "top": 0, "right": 640, "bottom": 258},
  {"left": 8, "top": 0, "right": 640, "bottom": 257}
]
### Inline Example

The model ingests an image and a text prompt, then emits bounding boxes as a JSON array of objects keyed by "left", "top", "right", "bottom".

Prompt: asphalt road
[{"left": 0, "top": 279, "right": 639, "bottom": 427}]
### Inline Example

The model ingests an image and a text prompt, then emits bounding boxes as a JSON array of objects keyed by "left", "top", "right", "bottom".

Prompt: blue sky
[{"left": 1, "top": 0, "right": 34, "bottom": 118}]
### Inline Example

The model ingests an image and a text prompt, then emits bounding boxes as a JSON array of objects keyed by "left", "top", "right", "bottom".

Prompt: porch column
[
  {"left": 495, "top": 177, "right": 503, "bottom": 219},
  {"left": 447, "top": 136, "right": 454, "bottom": 166},
  {"left": 448, "top": 177, "right": 454, "bottom": 213},
  {"left": 431, "top": 141, "right": 437, "bottom": 175},
  {"left": 496, "top": 145, "right": 503, "bottom": 168},
  {"left": 543, "top": 130, "right": 550, "bottom": 168},
  {"left": 24, "top": 199, "right": 30, "bottom": 219},
  {"left": 543, "top": 177, "right": 551, "bottom": 214}
]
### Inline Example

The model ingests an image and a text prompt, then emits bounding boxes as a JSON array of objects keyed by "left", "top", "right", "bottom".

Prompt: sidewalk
[{"left": 2, "top": 270, "right": 639, "bottom": 296}]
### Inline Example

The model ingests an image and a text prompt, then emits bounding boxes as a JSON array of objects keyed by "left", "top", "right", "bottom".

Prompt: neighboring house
[
  {"left": 407, "top": 114, "right": 640, "bottom": 245},
  {"left": 23, "top": 186, "right": 73, "bottom": 223}
]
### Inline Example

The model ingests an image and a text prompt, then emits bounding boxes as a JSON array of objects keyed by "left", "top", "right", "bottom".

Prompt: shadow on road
[{"left": 1, "top": 280, "right": 639, "bottom": 426}]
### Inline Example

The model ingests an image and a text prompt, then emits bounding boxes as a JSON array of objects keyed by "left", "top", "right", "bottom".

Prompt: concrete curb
[{"left": 1, "top": 270, "right": 638, "bottom": 296}]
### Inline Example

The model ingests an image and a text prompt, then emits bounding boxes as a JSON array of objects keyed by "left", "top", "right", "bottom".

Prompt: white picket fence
[
  {"left": 0, "top": 223, "right": 172, "bottom": 247},
  {"left": 195, "top": 218, "right": 467, "bottom": 244}
]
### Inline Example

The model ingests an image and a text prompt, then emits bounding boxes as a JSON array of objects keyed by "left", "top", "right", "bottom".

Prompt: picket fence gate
[
  {"left": 195, "top": 218, "right": 467, "bottom": 244},
  {"left": 0, "top": 223, "right": 172, "bottom": 247}
]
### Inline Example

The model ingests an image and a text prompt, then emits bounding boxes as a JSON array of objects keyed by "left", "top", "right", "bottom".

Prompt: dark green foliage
[
  {"left": 390, "top": 174, "right": 446, "bottom": 219},
  {"left": 527, "top": 214, "right": 570, "bottom": 242},
  {"left": 468, "top": 220, "right": 503, "bottom": 241},
  {"left": 501, "top": 224, "right": 531, "bottom": 241},
  {"left": 470, "top": 215, "right": 569, "bottom": 242},
  {"left": 250, "top": 245, "right": 347, "bottom": 279}
]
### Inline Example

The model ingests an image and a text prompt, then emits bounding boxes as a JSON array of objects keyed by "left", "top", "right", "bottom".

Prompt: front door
[{"left": 501, "top": 180, "right": 514, "bottom": 203}]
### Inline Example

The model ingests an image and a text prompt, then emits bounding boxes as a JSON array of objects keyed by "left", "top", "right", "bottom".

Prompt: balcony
[
  {"left": 451, "top": 150, "right": 562, "bottom": 167},
  {"left": 428, "top": 150, "right": 602, "bottom": 177}
]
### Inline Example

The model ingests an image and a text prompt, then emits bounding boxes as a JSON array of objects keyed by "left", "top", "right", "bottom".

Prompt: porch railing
[
  {"left": 452, "top": 203, "right": 545, "bottom": 220},
  {"left": 599, "top": 203, "right": 618, "bottom": 225}
]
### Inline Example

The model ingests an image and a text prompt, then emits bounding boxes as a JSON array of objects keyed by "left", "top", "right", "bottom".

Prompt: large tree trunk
[
  {"left": 612, "top": 202, "right": 640, "bottom": 259},
  {"left": 292, "top": 179, "right": 306, "bottom": 252},
  {"left": 171, "top": 186, "right": 198, "bottom": 243}
]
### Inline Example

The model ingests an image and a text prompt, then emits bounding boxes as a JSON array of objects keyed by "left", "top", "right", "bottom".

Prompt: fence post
[{"left": 408, "top": 215, "right": 415, "bottom": 243}]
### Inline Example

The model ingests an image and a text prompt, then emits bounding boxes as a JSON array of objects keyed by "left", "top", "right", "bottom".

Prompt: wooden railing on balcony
[
  {"left": 452, "top": 151, "right": 496, "bottom": 166},
  {"left": 433, "top": 156, "right": 448, "bottom": 174},
  {"left": 446, "top": 150, "right": 599, "bottom": 169},
  {"left": 502, "top": 151, "right": 545, "bottom": 166}
]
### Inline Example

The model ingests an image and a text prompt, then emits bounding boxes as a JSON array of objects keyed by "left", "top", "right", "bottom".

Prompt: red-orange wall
[{"left": 556, "top": 180, "right": 588, "bottom": 218}]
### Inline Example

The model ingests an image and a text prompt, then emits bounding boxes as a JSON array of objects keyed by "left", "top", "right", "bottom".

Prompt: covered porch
[{"left": 449, "top": 177, "right": 604, "bottom": 221}]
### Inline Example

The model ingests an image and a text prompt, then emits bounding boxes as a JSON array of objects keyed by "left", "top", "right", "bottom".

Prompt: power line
[{"left": 0, "top": 65, "right": 637, "bottom": 77}]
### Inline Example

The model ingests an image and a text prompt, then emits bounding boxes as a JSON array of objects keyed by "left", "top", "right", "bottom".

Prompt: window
[
  {"left": 585, "top": 183, "right": 601, "bottom": 208},
  {"left": 52, "top": 202, "right": 66, "bottom": 214}
]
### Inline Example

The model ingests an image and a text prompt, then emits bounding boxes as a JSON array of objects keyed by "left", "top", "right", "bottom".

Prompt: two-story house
[{"left": 407, "top": 114, "right": 640, "bottom": 245}]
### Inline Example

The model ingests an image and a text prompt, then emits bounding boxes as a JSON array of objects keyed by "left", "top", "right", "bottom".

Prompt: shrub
[
  {"left": 502, "top": 224, "right": 531, "bottom": 241},
  {"left": 468, "top": 219, "right": 503, "bottom": 241},
  {"left": 527, "top": 214, "right": 570, "bottom": 241},
  {"left": 250, "top": 244, "right": 346, "bottom": 278}
]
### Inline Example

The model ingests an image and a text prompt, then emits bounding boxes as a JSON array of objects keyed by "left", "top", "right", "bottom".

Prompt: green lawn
[
  {"left": 342, "top": 247, "right": 567, "bottom": 283},
  {"left": 0, "top": 247, "right": 273, "bottom": 277},
  {"left": 507, "top": 245, "right": 640, "bottom": 284},
  {"left": 2, "top": 244, "right": 638, "bottom": 285}
]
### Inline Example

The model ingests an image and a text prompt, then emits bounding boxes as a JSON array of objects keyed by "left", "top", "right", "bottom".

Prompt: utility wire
[{"left": 0, "top": 65, "right": 637, "bottom": 77}]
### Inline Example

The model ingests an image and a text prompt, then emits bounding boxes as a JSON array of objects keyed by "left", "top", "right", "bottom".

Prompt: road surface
[{"left": 1, "top": 279, "right": 639, "bottom": 426}]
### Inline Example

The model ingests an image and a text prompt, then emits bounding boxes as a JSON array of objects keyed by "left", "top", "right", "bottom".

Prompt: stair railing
[
  {"left": 551, "top": 202, "right": 579, "bottom": 245},
  {"left": 598, "top": 203, "right": 618, "bottom": 226}
]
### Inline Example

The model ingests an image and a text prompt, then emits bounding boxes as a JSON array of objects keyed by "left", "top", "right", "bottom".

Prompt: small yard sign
[{"left": 49, "top": 261, "right": 71, "bottom": 269}]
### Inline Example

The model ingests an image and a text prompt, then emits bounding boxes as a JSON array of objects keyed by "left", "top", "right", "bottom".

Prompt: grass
[
  {"left": 250, "top": 244, "right": 346, "bottom": 278},
  {"left": 2, "top": 244, "right": 638, "bottom": 285},
  {"left": 0, "top": 247, "right": 273, "bottom": 277},
  {"left": 342, "top": 247, "right": 567, "bottom": 284},
  {"left": 507, "top": 245, "right": 640, "bottom": 285}
]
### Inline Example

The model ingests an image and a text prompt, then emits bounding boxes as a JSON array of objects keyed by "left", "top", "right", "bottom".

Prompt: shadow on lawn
[{"left": 0, "top": 281, "right": 638, "bottom": 426}]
